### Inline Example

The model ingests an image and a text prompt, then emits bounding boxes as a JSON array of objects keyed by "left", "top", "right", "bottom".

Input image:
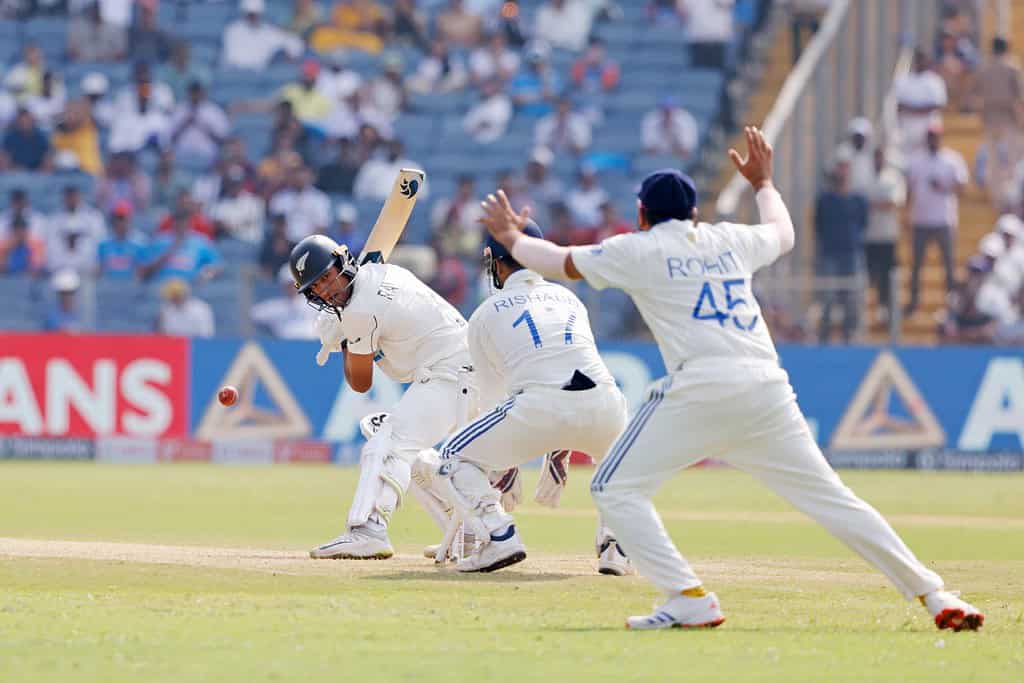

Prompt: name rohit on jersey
[
  {"left": 666, "top": 250, "right": 739, "bottom": 279},
  {"left": 493, "top": 291, "right": 579, "bottom": 312}
]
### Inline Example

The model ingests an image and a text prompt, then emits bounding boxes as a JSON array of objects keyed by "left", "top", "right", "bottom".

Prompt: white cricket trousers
[
  {"left": 590, "top": 371, "right": 944, "bottom": 600},
  {"left": 443, "top": 382, "right": 628, "bottom": 470}
]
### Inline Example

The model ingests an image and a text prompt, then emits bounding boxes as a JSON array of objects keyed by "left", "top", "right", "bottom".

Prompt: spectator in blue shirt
[
  {"left": 510, "top": 41, "right": 560, "bottom": 117},
  {"left": 814, "top": 158, "right": 869, "bottom": 344},
  {"left": 44, "top": 270, "right": 84, "bottom": 333},
  {"left": 139, "top": 206, "right": 223, "bottom": 283},
  {"left": 0, "top": 108, "right": 51, "bottom": 172},
  {"left": 97, "top": 200, "right": 147, "bottom": 278}
]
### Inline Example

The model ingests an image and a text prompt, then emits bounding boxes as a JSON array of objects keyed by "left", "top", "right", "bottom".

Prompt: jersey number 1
[{"left": 513, "top": 309, "right": 576, "bottom": 349}]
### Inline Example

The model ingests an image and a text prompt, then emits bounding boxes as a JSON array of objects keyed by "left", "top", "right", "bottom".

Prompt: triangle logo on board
[
  {"left": 830, "top": 350, "right": 946, "bottom": 451},
  {"left": 196, "top": 342, "right": 312, "bottom": 440}
]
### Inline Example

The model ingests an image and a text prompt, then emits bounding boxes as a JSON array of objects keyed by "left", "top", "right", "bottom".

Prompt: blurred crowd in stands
[
  {"left": 0, "top": 0, "right": 770, "bottom": 339},
  {"left": 803, "top": 0, "right": 1024, "bottom": 346}
]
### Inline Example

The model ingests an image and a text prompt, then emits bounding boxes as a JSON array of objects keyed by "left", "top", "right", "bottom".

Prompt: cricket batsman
[
  {"left": 478, "top": 126, "right": 984, "bottom": 631},
  {"left": 290, "top": 234, "right": 497, "bottom": 559}
]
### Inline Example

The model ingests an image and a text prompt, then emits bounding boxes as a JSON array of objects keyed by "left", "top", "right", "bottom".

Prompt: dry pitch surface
[{"left": 1, "top": 463, "right": 1022, "bottom": 683}]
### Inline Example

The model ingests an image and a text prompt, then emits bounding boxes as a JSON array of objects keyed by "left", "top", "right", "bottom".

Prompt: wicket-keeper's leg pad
[
  {"left": 347, "top": 422, "right": 411, "bottom": 529},
  {"left": 430, "top": 452, "right": 514, "bottom": 536}
]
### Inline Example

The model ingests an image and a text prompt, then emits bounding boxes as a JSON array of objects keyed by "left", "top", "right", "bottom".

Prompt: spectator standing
[
  {"left": 0, "top": 215, "right": 46, "bottom": 274},
  {"left": 0, "top": 188, "right": 48, "bottom": 239},
  {"left": 814, "top": 159, "right": 868, "bottom": 343},
  {"left": 251, "top": 264, "right": 318, "bottom": 338},
  {"left": 510, "top": 41, "right": 560, "bottom": 117},
  {"left": 159, "top": 41, "right": 211, "bottom": 103},
  {"left": 97, "top": 201, "right": 147, "bottom": 278},
  {"left": 168, "top": 80, "right": 229, "bottom": 167},
  {"left": 836, "top": 117, "right": 875, "bottom": 197},
  {"left": 269, "top": 167, "right": 331, "bottom": 241},
  {"left": 211, "top": 166, "right": 266, "bottom": 245},
  {"left": 436, "top": 0, "right": 483, "bottom": 49},
  {"left": 469, "top": 31, "right": 520, "bottom": 88},
  {"left": 534, "top": 96, "right": 592, "bottom": 155},
  {"left": 0, "top": 108, "right": 51, "bottom": 171},
  {"left": 895, "top": 49, "right": 948, "bottom": 154},
  {"left": 139, "top": 211, "right": 222, "bottom": 283},
  {"left": 934, "top": 30, "right": 975, "bottom": 113},
  {"left": 641, "top": 96, "right": 699, "bottom": 159},
  {"left": 535, "top": 0, "right": 592, "bottom": 53},
  {"left": 863, "top": 146, "right": 907, "bottom": 324},
  {"left": 222, "top": 0, "right": 304, "bottom": 71},
  {"left": 44, "top": 270, "right": 84, "bottom": 333},
  {"left": 463, "top": 79, "right": 512, "bottom": 144},
  {"left": 679, "top": 0, "right": 735, "bottom": 70},
  {"left": 47, "top": 185, "right": 106, "bottom": 276},
  {"left": 904, "top": 122, "right": 968, "bottom": 317},
  {"left": 973, "top": 37, "right": 1023, "bottom": 205},
  {"left": 158, "top": 278, "right": 214, "bottom": 337},
  {"left": 259, "top": 213, "right": 295, "bottom": 277},
  {"left": 565, "top": 165, "right": 607, "bottom": 229},
  {"left": 96, "top": 151, "right": 153, "bottom": 213},
  {"left": 67, "top": 1, "right": 126, "bottom": 62},
  {"left": 50, "top": 100, "right": 103, "bottom": 176},
  {"left": 129, "top": 1, "right": 173, "bottom": 64},
  {"left": 158, "top": 189, "right": 215, "bottom": 240}
]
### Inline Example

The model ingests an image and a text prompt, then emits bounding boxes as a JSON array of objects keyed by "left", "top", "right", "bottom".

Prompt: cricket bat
[{"left": 358, "top": 168, "right": 426, "bottom": 265}]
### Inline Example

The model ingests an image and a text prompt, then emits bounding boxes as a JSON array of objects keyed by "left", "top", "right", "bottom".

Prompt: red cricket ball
[{"left": 218, "top": 385, "right": 239, "bottom": 407}]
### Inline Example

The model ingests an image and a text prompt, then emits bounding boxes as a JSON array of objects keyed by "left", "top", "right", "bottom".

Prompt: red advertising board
[{"left": 0, "top": 334, "right": 189, "bottom": 438}]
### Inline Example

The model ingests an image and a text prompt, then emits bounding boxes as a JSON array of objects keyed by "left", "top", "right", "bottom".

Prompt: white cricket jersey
[
  {"left": 570, "top": 219, "right": 783, "bottom": 376},
  {"left": 340, "top": 263, "right": 469, "bottom": 382},
  {"left": 468, "top": 269, "right": 614, "bottom": 394}
]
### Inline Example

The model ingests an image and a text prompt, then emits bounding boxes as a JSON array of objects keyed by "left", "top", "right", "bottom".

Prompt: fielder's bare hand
[
  {"left": 728, "top": 126, "right": 774, "bottom": 192},
  {"left": 480, "top": 189, "right": 532, "bottom": 249}
]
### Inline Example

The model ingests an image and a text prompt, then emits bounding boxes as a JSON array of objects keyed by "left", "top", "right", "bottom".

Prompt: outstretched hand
[
  {"left": 728, "top": 125, "right": 774, "bottom": 191},
  {"left": 480, "top": 189, "right": 532, "bottom": 248}
]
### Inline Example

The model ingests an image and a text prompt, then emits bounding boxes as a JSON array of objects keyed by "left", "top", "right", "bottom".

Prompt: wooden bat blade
[{"left": 358, "top": 168, "right": 426, "bottom": 265}]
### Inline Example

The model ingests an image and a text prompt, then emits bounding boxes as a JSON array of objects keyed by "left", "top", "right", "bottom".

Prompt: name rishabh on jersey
[
  {"left": 570, "top": 218, "right": 785, "bottom": 376},
  {"left": 340, "top": 263, "right": 469, "bottom": 383},
  {"left": 469, "top": 269, "right": 615, "bottom": 395}
]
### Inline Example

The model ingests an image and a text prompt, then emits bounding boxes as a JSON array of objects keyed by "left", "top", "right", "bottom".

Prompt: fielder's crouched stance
[
  {"left": 479, "top": 127, "right": 984, "bottom": 631},
  {"left": 414, "top": 223, "right": 631, "bottom": 573},
  {"left": 289, "top": 235, "right": 478, "bottom": 560}
]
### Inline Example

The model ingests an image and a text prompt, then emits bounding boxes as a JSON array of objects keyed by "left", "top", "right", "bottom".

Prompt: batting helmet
[
  {"left": 289, "top": 234, "right": 358, "bottom": 312},
  {"left": 484, "top": 220, "right": 543, "bottom": 290}
]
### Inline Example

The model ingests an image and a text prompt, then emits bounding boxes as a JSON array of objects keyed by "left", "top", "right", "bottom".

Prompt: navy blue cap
[
  {"left": 486, "top": 220, "right": 543, "bottom": 261},
  {"left": 637, "top": 169, "right": 697, "bottom": 222}
]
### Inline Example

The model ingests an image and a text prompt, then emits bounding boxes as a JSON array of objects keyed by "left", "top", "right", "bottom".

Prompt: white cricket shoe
[
  {"left": 309, "top": 528, "right": 394, "bottom": 560},
  {"left": 456, "top": 525, "right": 526, "bottom": 573},
  {"left": 922, "top": 590, "right": 984, "bottom": 631},
  {"left": 626, "top": 593, "right": 725, "bottom": 630},
  {"left": 597, "top": 539, "right": 634, "bottom": 576}
]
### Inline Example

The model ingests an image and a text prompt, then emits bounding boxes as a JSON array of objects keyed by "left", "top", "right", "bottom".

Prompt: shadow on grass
[{"left": 363, "top": 570, "right": 575, "bottom": 583}]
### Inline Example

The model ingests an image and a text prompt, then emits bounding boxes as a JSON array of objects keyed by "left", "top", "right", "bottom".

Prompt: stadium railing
[{"left": 715, "top": 0, "right": 940, "bottom": 343}]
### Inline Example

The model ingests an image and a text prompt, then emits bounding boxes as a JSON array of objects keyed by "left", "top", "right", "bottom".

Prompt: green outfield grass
[{"left": 1, "top": 463, "right": 1022, "bottom": 683}]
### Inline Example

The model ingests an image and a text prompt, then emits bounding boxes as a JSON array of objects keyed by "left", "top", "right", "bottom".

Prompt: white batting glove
[
  {"left": 534, "top": 450, "right": 570, "bottom": 508},
  {"left": 358, "top": 412, "right": 389, "bottom": 440},
  {"left": 314, "top": 311, "right": 346, "bottom": 366},
  {"left": 490, "top": 467, "right": 522, "bottom": 512}
]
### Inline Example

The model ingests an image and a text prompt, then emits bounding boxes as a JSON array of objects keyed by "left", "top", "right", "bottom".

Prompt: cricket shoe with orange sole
[
  {"left": 922, "top": 590, "right": 984, "bottom": 631},
  {"left": 626, "top": 593, "right": 725, "bottom": 630}
]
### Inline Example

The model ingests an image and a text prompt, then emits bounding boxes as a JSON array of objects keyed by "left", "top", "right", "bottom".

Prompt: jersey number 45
[{"left": 692, "top": 278, "right": 759, "bottom": 332}]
